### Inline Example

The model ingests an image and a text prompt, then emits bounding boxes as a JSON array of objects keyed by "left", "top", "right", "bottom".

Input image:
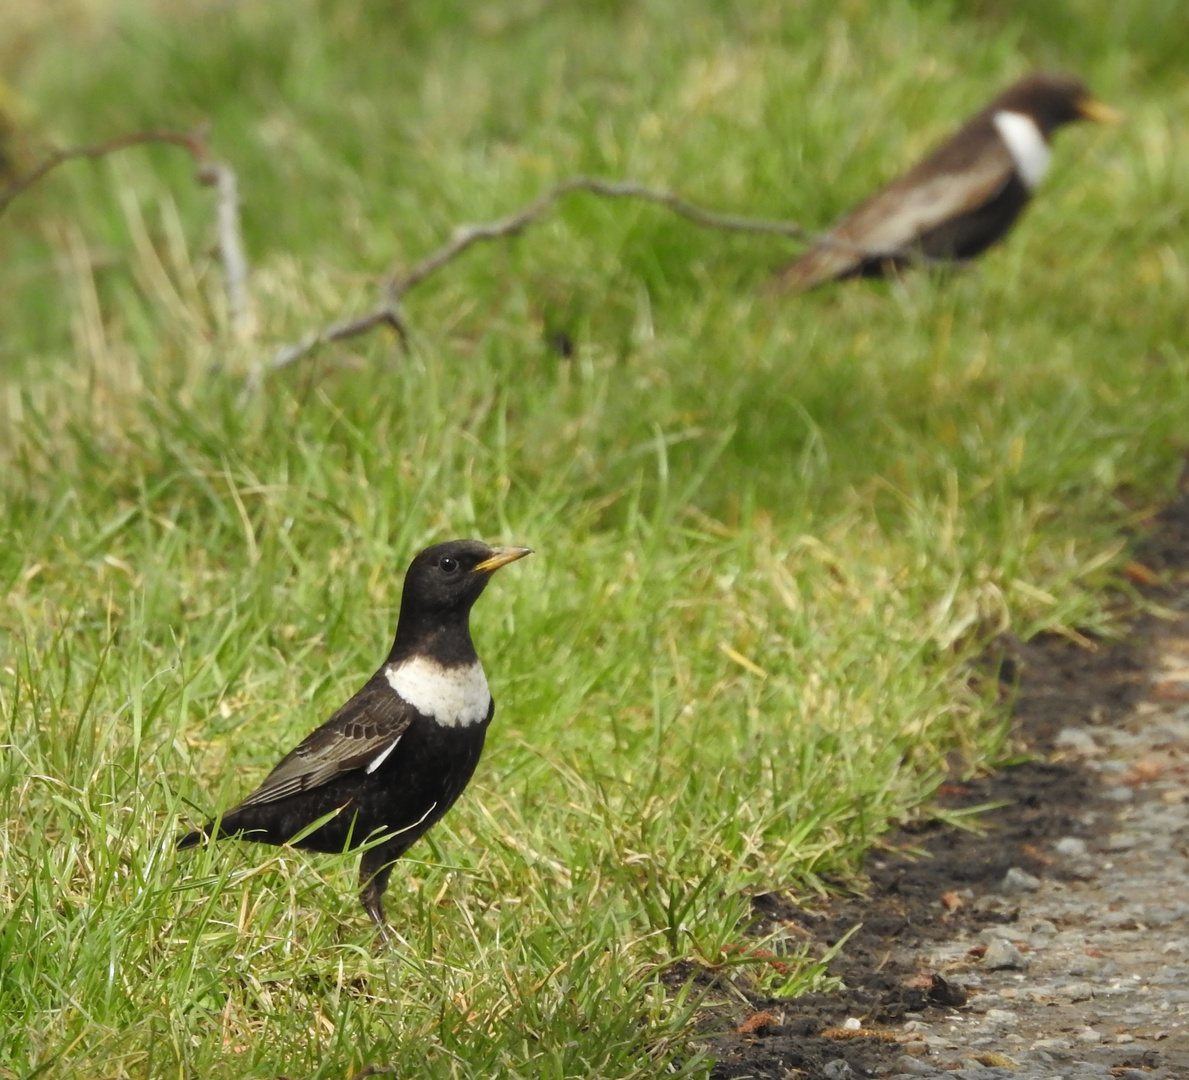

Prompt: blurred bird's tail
[
  {"left": 770, "top": 241, "right": 861, "bottom": 294},
  {"left": 176, "top": 826, "right": 210, "bottom": 850}
]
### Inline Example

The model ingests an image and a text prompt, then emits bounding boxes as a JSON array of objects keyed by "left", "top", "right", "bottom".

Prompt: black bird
[
  {"left": 775, "top": 73, "right": 1120, "bottom": 292},
  {"left": 178, "top": 539, "right": 532, "bottom": 934}
]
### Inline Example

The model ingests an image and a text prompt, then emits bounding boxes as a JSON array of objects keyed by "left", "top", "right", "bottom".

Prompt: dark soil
[{"left": 696, "top": 478, "right": 1189, "bottom": 1080}]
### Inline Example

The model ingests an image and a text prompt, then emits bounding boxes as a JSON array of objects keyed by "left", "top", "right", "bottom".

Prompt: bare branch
[
  {"left": 271, "top": 308, "right": 408, "bottom": 370},
  {"left": 0, "top": 130, "right": 206, "bottom": 217},
  {"left": 391, "top": 177, "right": 814, "bottom": 299},
  {"left": 545, "top": 177, "right": 816, "bottom": 245},
  {"left": 197, "top": 159, "right": 253, "bottom": 340},
  {"left": 266, "top": 175, "right": 822, "bottom": 376},
  {"left": 0, "top": 127, "right": 253, "bottom": 343}
]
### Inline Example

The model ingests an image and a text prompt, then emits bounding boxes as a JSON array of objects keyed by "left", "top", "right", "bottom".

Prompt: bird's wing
[
  {"left": 231, "top": 674, "right": 415, "bottom": 808},
  {"left": 777, "top": 132, "right": 1015, "bottom": 292}
]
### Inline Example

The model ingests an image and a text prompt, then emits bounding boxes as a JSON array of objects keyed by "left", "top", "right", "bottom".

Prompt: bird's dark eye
[{"left": 439, "top": 556, "right": 459, "bottom": 573}]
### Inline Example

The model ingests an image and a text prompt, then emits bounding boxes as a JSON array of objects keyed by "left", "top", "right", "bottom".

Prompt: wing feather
[
  {"left": 231, "top": 674, "right": 415, "bottom": 809},
  {"left": 778, "top": 122, "right": 1015, "bottom": 291}
]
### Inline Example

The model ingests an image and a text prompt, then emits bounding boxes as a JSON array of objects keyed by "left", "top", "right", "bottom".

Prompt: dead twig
[
  {"left": 263, "top": 175, "right": 824, "bottom": 379},
  {"left": 196, "top": 158, "right": 253, "bottom": 340},
  {"left": 0, "top": 130, "right": 205, "bottom": 216},
  {"left": 0, "top": 127, "right": 252, "bottom": 341},
  {"left": 396, "top": 176, "right": 815, "bottom": 295}
]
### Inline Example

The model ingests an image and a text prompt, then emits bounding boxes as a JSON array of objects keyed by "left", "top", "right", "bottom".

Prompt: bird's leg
[{"left": 359, "top": 848, "right": 396, "bottom": 939}]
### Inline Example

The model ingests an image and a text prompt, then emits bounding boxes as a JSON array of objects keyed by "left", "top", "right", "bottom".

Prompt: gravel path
[
  {"left": 883, "top": 612, "right": 1189, "bottom": 1079},
  {"left": 705, "top": 492, "right": 1189, "bottom": 1080}
]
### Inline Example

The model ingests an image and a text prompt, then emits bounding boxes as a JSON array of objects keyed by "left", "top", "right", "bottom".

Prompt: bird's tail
[
  {"left": 770, "top": 242, "right": 859, "bottom": 294},
  {"left": 176, "top": 826, "right": 211, "bottom": 850}
]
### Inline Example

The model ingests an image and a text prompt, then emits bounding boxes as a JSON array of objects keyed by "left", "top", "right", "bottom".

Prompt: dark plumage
[
  {"left": 775, "top": 73, "right": 1120, "bottom": 292},
  {"left": 178, "top": 539, "right": 532, "bottom": 935}
]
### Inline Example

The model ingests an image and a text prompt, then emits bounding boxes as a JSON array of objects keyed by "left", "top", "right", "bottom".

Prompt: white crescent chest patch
[
  {"left": 993, "top": 110, "right": 1051, "bottom": 191},
  {"left": 384, "top": 656, "right": 492, "bottom": 728}
]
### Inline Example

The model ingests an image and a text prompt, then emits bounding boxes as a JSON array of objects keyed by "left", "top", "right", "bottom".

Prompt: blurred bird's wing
[
  {"left": 776, "top": 126, "right": 1015, "bottom": 292},
  {"left": 231, "top": 674, "right": 415, "bottom": 808}
]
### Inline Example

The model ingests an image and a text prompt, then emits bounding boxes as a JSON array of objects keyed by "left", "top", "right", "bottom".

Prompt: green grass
[{"left": 1, "top": 1, "right": 1187, "bottom": 1076}]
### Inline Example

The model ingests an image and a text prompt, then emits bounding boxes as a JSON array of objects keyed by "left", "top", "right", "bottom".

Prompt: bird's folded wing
[
  {"left": 233, "top": 677, "right": 415, "bottom": 808},
  {"left": 778, "top": 139, "right": 1015, "bottom": 291},
  {"left": 836, "top": 147, "right": 1015, "bottom": 252}
]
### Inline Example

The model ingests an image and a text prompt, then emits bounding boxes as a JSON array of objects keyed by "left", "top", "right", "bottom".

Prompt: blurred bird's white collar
[{"left": 993, "top": 110, "right": 1051, "bottom": 190}]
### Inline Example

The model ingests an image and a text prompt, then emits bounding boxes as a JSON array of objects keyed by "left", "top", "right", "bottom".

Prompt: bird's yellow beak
[
  {"left": 1077, "top": 95, "right": 1122, "bottom": 125},
  {"left": 472, "top": 547, "right": 534, "bottom": 573}
]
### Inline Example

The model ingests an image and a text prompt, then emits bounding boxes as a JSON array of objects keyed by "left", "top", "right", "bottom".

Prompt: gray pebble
[
  {"left": 890, "top": 1055, "right": 941, "bottom": 1076},
  {"left": 1151, "top": 964, "right": 1189, "bottom": 985},
  {"left": 972, "top": 894, "right": 1019, "bottom": 916},
  {"left": 1031, "top": 1037, "right": 1072, "bottom": 1057},
  {"left": 1152, "top": 718, "right": 1189, "bottom": 742},
  {"left": 820, "top": 1060, "right": 853, "bottom": 1080},
  {"left": 1102, "top": 785, "right": 1135, "bottom": 802},
  {"left": 1146, "top": 808, "right": 1189, "bottom": 829},
  {"left": 982, "top": 938, "right": 1028, "bottom": 969},
  {"left": 1100, "top": 728, "right": 1143, "bottom": 748},
  {"left": 1142, "top": 905, "right": 1186, "bottom": 925},
  {"left": 1001, "top": 866, "right": 1043, "bottom": 892},
  {"left": 979, "top": 925, "right": 1016, "bottom": 943},
  {"left": 1055, "top": 727, "right": 1099, "bottom": 754},
  {"left": 1060, "top": 980, "right": 1094, "bottom": 1001},
  {"left": 1054, "top": 836, "right": 1088, "bottom": 857}
]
